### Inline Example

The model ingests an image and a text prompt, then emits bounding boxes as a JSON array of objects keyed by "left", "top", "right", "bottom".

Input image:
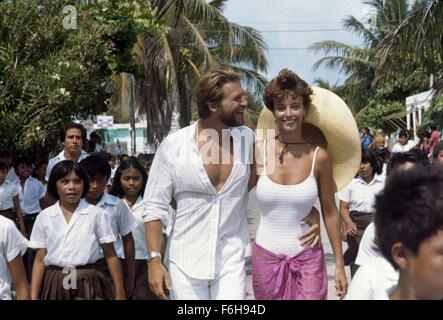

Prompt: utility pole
[{"left": 129, "top": 73, "right": 136, "bottom": 155}]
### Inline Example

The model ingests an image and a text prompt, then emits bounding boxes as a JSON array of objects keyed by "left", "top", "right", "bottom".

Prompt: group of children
[
  {"left": 340, "top": 144, "right": 443, "bottom": 300},
  {"left": 0, "top": 145, "right": 160, "bottom": 300}
]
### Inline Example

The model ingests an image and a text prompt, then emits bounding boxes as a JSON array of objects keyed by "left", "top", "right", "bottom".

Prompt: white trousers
[{"left": 167, "top": 256, "right": 246, "bottom": 300}]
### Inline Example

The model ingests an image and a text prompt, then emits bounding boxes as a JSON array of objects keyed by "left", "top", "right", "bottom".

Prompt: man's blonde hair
[{"left": 193, "top": 69, "right": 241, "bottom": 119}]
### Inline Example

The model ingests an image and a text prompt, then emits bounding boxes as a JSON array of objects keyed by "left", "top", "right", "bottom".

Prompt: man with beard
[{"left": 142, "top": 69, "right": 320, "bottom": 300}]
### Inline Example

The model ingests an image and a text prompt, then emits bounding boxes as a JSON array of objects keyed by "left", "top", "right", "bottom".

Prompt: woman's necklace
[{"left": 278, "top": 136, "right": 311, "bottom": 164}]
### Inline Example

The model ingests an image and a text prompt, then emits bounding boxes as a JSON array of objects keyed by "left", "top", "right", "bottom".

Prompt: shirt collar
[
  {"left": 50, "top": 198, "right": 89, "bottom": 218},
  {"left": 56, "top": 149, "right": 88, "bottom": 161},
  {"left": 356, "top": 175, "right": 383, "bottom": 186},
  {"left": 96, "top": 192, "right": 117, "bottom": 207}
]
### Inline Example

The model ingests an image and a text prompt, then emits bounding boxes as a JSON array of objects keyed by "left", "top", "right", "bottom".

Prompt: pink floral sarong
[{"left": 252, "top": 242, "right": 328, "bottom": 300}]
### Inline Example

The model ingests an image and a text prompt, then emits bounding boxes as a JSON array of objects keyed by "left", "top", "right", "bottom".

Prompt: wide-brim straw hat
[{"left": 256, "top": 86, "right": 361, "bottom": 192}]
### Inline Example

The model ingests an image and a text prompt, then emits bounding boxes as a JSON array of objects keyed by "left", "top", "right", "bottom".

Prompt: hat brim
[{"left": 256, "top": 86, "right": 361, "bottom": 192}]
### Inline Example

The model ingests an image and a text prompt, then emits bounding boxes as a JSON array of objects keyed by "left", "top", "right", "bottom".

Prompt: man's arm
[
  {"left": 145, "top": 220, "right": 171, "bottom": 300},
  {"left": 299, "top": 207, "right": 321, "bottom": 248}
]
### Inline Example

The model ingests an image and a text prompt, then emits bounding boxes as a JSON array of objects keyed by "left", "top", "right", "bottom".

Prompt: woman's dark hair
[
  {"left": 263, "top": 68, "right": 313, "bottom": 112},
  {"left": 361, "top": 149, "right": 382, "bottom": 175},
  {"left": 428, "top": 122, "right": 437, "bottom": 131},
  {"left": 47, "top": 160, "right": 89, "bottom": 200},
  {"left": 79, "top": 153, "right": 111, "bottom": 179},
  {"left": 110, "top": 158, "right": 147, "bottom": 199},
  {"left": 375, "top": 165, "right": 443, "bottom": 270}
]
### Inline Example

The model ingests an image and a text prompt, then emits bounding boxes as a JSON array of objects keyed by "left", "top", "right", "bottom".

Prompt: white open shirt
[{"left": 142, "top": 122, "right": 254, "bottom": 280}]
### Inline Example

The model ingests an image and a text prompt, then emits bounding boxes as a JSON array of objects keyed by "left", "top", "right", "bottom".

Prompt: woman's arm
[
  {"left": 101, "top": 243, "right": 126, "bottom": 300},
  {"left": 31, "top": 248, "right": 47, "bottom": 300},
  {"left": 8, "top": 254, "right": 29, "bottom": 300},
  {"left": 315, "top": 148, "right": 348, "bottom": 298}
]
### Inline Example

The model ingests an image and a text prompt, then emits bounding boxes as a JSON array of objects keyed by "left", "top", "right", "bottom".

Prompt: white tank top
[{"left": 255, "top": 142, "right": 319, "bottom": 257}]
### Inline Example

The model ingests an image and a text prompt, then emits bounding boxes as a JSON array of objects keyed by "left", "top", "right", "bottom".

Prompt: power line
[{"left": 194, "top": 28, "right": 346, "bottom": 33}]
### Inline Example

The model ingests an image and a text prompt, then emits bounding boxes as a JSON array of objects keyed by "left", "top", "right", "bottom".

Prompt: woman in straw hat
[{"left": 250, "top": 69, "right": 355, "bottom": 300}]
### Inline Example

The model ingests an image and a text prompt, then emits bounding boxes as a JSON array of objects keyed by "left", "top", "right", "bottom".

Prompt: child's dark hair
[
  {"left": 375, "top": 165, "right": 443, "bottom": 270},
  {"left": 361, "top": 149, "right": 382, "bottom": 175},
  {"left": 137, "top": 153, "right": 155, "bottom": 173},
  {"left": 398, "top": 129, "right": 408, "bottom": 139},
  {"left": 13, "top": 156, "right": 33, "bottom": 170},
  {"left": 60, "top": 122, "right": 87, "bottom": 143},
  {"left": 119, "top": 154, "right": 129, "bottom": 162},
  {"left": 33, "top": 159, "right": 48, "bottom": 178},
  {"left": 0, "top": 161, "right": 8, "bottom": 172},
  {"left": 0, "top": 149, "right": 12, "bottom": 159},
  {"left": 386, "top": 149, "right": 429, "bottom": 176},
  {"left": 47, "top": 160, "right": 89, "bottom": 200},
  {"left": 110, "top": 158, "right": 147, "bottom": 199},
  {"left": 375, "top": 148, "right": 390, "bottom": 164},
  {"left": 79, "top": 154, "right": 111, "bottom": 179},
  {"left": 432, "top": 141, "right": 443, "bottom": 160}
]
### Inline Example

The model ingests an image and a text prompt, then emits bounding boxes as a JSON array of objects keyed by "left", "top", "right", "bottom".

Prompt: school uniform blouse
[
  {"left": 0, "top": 216, "right": 28, "bottom": 300},
  {"left": 338, "top": 176, "right": 385, "bottom": 214},
  {"left": 95, "top": 193, "right": 137, "bottom": 259},
  {"left": 0, "top": 180, "right": 20, "bottom": 211},
  {"left": 5, "top": 168, "right": 19, "bottom": 185},
  {"left": 127, "top": 196, "right": 148, "bottom": 260},
  {"left": 142, "top": 122, "right": 253, "bottom": 280},
  {"left": 129, "top": 196, "right": 175, "bottom": 260},
  {"left": 18, "top": 177, "right": 46, "bottom": 214},
  {"left": 29, "top": 199, "right": 116, "bottom": 267},
  {"left": 346, "top": 255, "right": 398, "bottom": 300}
]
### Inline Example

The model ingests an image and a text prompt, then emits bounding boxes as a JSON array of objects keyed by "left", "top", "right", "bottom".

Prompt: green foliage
[
  {"left": 0, "top": 0, "right": 160, "bottom": 157},
  {"left": 355, "top": 99, "right": 404, "bottom": 133},
  {"left": 421, "top": 96, "right": 443, "bottom": 129}
]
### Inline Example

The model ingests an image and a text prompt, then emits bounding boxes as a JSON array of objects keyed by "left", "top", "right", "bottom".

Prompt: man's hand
[
  {"left": 148, "top": 259, "right": 171, "bottom": 300},
  {"left": 299, "top": 207, "right": 321, "bottom": 248}
]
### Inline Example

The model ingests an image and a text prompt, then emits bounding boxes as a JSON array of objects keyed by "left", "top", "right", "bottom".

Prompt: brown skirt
[
  {"left": 40, "top": 259, "right": 114, "bottom": 300},
  {"left": 133, "top": 260, "right": 159, "bottom": 300},
  {"left": 344, "top": 211, "right": 374, "bottom": 266},
  {"left": 0, "top": 209, "right": 16, "bottom": 223}
]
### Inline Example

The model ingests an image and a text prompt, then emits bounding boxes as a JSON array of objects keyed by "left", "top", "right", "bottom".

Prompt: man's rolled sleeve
[{"left": 141, "top": 140, "right": 174, "bottom": 227}]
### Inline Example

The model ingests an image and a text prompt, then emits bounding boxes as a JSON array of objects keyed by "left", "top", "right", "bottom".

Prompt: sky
[{"left": 223, "top": 0, "right": 373, "bottom": 86}]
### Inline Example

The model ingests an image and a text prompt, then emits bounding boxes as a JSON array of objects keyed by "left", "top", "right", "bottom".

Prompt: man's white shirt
[
  {"left": 45, "top": 149, "right": 89, "bottom": 181},
  {"left": 142, "top": 122, "right": 254, "bottom": 280}
]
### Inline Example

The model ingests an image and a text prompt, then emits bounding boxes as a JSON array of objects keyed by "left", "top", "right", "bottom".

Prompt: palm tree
[
  {"left": 309, "top": 0, "right": 410, "bottom": 114},
  {"left": 130, "top": 0, "right": 268, "bottom": 143},
  {"left": 374, "top": 0, "right": 443, "bottom": 98}
]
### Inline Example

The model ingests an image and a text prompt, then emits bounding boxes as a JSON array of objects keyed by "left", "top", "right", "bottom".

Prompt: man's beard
[{"left": 219, "top": 109, "right": 244, "bottom": 127}]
